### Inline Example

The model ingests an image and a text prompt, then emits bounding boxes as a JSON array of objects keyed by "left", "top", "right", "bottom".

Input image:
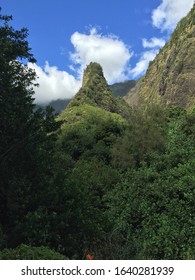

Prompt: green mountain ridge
[{"left": 137, "top": 4, "right": 195, "bottom": 108}]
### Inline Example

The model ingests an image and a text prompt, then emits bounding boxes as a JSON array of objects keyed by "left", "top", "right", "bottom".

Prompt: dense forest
[{"left": 0, "top": 12, "right": 194, "bottom": 260}]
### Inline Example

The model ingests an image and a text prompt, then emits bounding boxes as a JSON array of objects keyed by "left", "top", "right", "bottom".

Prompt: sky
[{"left": 1, "top": 0, "right": 194, "bottom": 104}]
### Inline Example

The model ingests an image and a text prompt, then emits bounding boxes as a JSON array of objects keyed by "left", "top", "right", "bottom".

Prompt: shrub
[{"left": 0, "top": 244, "right": 68, "bottom": 260}]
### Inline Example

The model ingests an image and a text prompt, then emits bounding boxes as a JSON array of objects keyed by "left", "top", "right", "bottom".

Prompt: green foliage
[
  {"left": 112, "top": 103, "right": 167, "bottom": 168},
  {"left": 41, "top": 104, "right": 127, "bottom": 258},
  {"left": 0, "top": 244, "right": 68, "bottom": 260},
  {"left": 170, "top": 4, "right": 195, "bottom": 43},
  {"left": 139, "top": 4, "right": 195, "bottom": 108},
  {"left": 0, "top": 10, "right": 60, "bottom": 251},
  {"left": 107, "top": 107, "right": 195, "bottom": 259},
  {"left": 108, "top": 157, "right": 195, "bottom": 259},
  {"left": 61, "top": 159, "right": 120, "bottom": 259},
  {"left": 15, "top": 158, "right": 120, "bottom": 260},
  {"left": 68, "top": 63, "right": 113, "bottom": 109},
  {"left": 0, "top": 225, "right": 6, "bottom": 249},
  {"left": 57, "top": 104, "right": 127, "bottom": 162}
]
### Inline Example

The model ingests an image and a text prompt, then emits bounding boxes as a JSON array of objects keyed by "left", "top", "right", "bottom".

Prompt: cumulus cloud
[
  {"left": 28, "top": 62, "right": 81, "bottom": 104},
  {"left": 152, "top": 0, "right": 194, "bottom": 32},
  {"left": 142, "top": 37, "right": 166, "bottom": 49},
  {"left": 70, "top": 28, "right": 133, "bottom": 83}
]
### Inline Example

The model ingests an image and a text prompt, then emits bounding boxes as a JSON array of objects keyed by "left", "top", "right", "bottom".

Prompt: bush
[{"left": 0, "top": 244, "right": 68, "bottom": 260}]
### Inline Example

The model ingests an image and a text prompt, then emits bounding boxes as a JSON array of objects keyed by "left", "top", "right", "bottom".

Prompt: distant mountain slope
[
  {"left": 123, "top": 77, "right": 143, "bottom": 106},
  {"left": 35, "top": 99, "right": 71, "bottom": 114},
  {"left": 110, "top": 80, "right": 136, "bottom": 97},
  {"left": 138, "top": 4, "right": 195, "bottom": 108},
  {"left": 48, "top": 99, "right": 71, "bottom": 113}
]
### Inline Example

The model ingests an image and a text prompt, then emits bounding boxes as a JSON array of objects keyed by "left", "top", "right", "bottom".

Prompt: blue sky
[{"left": 1, "top": 0, "right": 194, "bottom": 103}]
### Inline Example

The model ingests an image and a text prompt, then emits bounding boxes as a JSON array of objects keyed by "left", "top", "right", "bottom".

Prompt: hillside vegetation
[
  {"left": 0, "top": 9, "right": 194, "bottom": 260},
  {"left": 138, "top": 4, "right": 195, "bottom": 108}
]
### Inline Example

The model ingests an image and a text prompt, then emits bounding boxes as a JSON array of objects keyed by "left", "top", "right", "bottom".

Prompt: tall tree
[{"left": 0, "top": 11, "right": 58, "bottom": 248}]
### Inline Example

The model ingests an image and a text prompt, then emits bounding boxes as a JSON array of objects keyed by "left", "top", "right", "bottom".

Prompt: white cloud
[
  {"left": 152, "top": 0, "right": 194, "bottom": 32},
  {"left": 130, "top": 49, "right": 159, "bottom": 78},
  {"left": 70, "top": 28, "right": 133, "bottom": 83},
  {"left": 142, "top": 37, "right": 166, "bottom": 49},
  {"left": 28, "top": 62, "right": 81, "bottom": 104}
]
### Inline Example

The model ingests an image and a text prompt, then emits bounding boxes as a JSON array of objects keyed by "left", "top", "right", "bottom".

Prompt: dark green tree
[
  {"left": 0, "top": 11, "right": 59, "bottom": 249},
  {"left": 107, "top": 106, "right": 195, "bottom": 259},
  {"left": 112, "top": 104, "right": 167, "bottom": 169},
  {"left": 0, "top": 244, "right": 68, "bottom": 260}
]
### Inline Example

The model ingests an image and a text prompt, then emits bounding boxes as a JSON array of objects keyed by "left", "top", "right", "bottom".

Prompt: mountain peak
[
  {"left": 67, "top": 62, "right": 130, "bottom": 116},
  {"left": 68, "top": 62, "right": 111, "bottom": 108},
  {"left": 82, "top": 62, "right": 106, "bottom": 87},
  {"left": 68, "top": 62, "right": 112, "bottom": 110}
]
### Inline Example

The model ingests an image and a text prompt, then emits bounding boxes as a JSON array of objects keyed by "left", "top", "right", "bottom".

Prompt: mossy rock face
[
  {"left": 0, "top": 244, "right": 68, "bottom": 260},
  {"left": 68, "top": 62, "right": 130, "bottom": 117},
  {"left": 139, "top": 5, "right": 195, "bottom": 108}
]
